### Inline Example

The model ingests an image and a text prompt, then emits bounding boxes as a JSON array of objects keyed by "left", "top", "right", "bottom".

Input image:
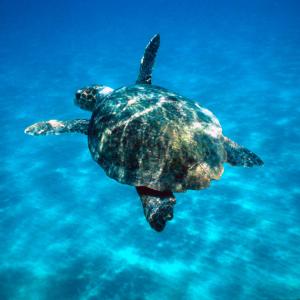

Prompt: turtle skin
[{"left": 88, "top": 84, "right": 226, "bottom": 192}]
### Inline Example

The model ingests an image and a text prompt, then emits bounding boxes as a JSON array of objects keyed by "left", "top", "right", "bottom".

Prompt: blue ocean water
[{"left": 1, "top": 0, "right": 300, "bottom": 299}]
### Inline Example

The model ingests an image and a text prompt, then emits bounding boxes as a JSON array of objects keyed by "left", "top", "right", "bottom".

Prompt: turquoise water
[{"left": 0, "top": 1, "right": 300, "bottom": 299}]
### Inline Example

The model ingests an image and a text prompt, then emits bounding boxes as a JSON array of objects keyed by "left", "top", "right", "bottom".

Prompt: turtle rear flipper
[
  {"left": 224, "top": 136, "right": 263, "bottom": 167},
  {"left": 136, "top": 186, "right": 176, "bottom": 232},
  {"left": 24, "top": 119, "right": 90, "bottom": 136}
]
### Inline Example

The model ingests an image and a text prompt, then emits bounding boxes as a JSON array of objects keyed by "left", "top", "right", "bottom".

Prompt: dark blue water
[{"left": 1, "top": 1, "right": 300, "bottom": 299}]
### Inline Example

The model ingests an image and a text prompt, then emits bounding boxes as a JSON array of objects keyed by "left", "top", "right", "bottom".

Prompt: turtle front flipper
[
  {"left": 136, "top": 34, "right": 160, "bottom": 85},
  {"left": 224, "top": 136, "right": 264, "bottom": 167},
  {"left": 136, "top": 186, "right": 176, "bottom": 232},
  {"left": 24, "top": 119, "right": 90, "bottom": 136}
]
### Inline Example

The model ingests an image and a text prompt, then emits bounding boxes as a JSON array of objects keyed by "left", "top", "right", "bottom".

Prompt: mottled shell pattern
[{"left": 88, "top": 84, "right": 226, "bottom": 192}]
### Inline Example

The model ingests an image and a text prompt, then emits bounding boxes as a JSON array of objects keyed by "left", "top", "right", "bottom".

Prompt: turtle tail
[
  {"left": 223, "top": 136, "right": 263, "bottom": 167},
  {"left": 24, "top": 119, "right": 90, "bottom": 136}
]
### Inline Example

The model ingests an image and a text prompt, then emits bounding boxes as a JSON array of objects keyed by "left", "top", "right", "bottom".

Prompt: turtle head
[{"left": 74, "top": 85, "right": 113, "bottom": 112}]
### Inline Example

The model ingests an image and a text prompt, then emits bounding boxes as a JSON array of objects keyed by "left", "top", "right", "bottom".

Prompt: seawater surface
[{"left": 0, "top": 1, "right": 300, "bottom": 299}]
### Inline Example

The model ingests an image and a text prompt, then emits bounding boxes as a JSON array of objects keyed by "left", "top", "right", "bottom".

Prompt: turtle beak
[{"left": 75, "top": 90, "right": 82, "bottom": 100}]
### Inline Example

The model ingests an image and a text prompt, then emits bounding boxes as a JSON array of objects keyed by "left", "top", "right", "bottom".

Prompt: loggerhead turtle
[{"left": 25, "top": 34, "right": 263, "bottom": 232}]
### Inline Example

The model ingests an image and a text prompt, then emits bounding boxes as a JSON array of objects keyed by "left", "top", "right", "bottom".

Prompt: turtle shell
[{"left": 88, "top": 84, "right": 226, "bottom": 192}]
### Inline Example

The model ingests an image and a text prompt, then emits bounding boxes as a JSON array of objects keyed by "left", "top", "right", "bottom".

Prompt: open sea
[{"left": 0, "top": 1, "right": 300, "bottom": 299}]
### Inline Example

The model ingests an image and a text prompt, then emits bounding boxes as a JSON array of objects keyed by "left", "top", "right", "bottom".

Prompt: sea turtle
[{"left": 25, "top": 34, "right": 263, "bottom": 232}]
